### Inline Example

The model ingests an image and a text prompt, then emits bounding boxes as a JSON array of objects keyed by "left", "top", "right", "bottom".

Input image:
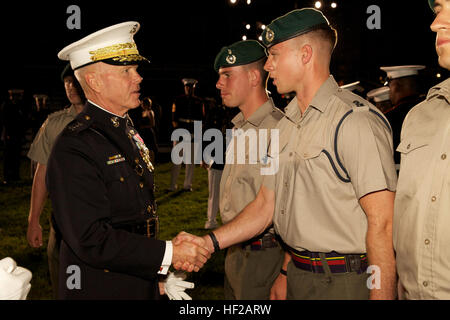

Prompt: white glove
[
  {"left": 0, "top": 257, "right": 32, "bottom": 300},
  {"left": 163, "top": 271, "right": 194, "bottom": 300}
]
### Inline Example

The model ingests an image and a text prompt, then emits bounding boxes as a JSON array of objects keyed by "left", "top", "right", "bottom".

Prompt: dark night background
[{"left": 0, "top": 0, "right": 443, "bottom": 143}]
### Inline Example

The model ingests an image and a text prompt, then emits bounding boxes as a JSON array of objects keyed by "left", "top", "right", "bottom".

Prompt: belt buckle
[
  {"left": 345, "top": 254, "right": 361, "bottom": 273},
  {"left": 262, "top": 234, "right": 275, "bottom": 248}
]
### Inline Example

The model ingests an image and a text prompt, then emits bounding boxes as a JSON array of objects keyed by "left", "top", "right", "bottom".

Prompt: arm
[
  {"left": 360, "top": 189, "right": 396, "bottom": 300},
  {"left": 27, "top": 163, "right": 48, "bottom": 248},
  {"left": 203, "top": 185, "right": 275, "bottom": 253},
  {"left": 270, "top": 252, "right": 291, "bottom": 300}
]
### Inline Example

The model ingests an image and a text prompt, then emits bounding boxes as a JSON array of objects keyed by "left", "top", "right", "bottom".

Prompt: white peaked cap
[
  {"left": 367, "top": 86, "right": 390, "bottom": 102},
  {"left": 58, "top": 21, "right": 148, "bottom": 70},
  {"left": 380, "top": 65, "right": 425, "bottom": 80}
]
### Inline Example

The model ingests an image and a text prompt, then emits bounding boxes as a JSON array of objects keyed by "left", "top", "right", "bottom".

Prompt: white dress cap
[
  {"left": 367, "top": 86, "right": 390, "bottom": 102},
  {"left": 380, "top": 65, "right": 425, "bottom": 80},
  {"left": 58, "top": 21, "right": 148, "bottom": 70}
]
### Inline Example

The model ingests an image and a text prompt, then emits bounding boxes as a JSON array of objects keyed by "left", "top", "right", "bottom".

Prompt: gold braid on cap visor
[{"left": 89, "top": 42, "right": 147, "bottom": 62}]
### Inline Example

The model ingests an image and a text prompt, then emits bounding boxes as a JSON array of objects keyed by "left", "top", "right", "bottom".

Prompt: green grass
[{"left": 0, "top": 156, "right": 225, "bottom": 300}]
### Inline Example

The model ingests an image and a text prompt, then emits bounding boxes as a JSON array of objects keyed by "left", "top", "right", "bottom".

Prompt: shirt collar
[
  {"left": 282, "top": 75, "right": 338, "bottom": 122},
  {"left": 426, "top": 77, "right": 450, "bottom": 104},
  {"left": 88, "top": 99, "right": 127, "bottom": 118},
  {"left": 308, "top": 75, "right": 339, "bottom": 113},
  {"left": 232, "top": 98, "right": 275, "bottom": 128}
]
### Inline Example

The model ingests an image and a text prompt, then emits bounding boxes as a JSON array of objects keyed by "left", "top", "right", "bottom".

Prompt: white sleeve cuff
[{"left": 158, "top": 241, "right": 173, "bottom": 275}]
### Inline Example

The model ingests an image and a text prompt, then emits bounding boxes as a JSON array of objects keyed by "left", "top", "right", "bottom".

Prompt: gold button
[
  {"left": 104, "top": 269, "right": 109, "bottom": 273},
  {"left": 280, "top": 209, "right": 285, "bottom": 214},
  {"left": 425, "top": 239, "right": 430, "bottom": 245},
  {"left": 139, "top": 182, "right": 144, "bottom": 188},
  {"left": 119, "top": 177, "right": 125, "bottom": 182},
  {"left": 442, "top": 154, "right": 447, "bottom": 160},
  {"left": 297, "top": 125, "right": 301, "bottom": 129},
  {"left": 407, "top": 144, "right": 411, "bottom": 150},
  {"left": 431, "top": 196, "right": 437, "bottom": 202},
  {"left": 84, "top": 115, "right": 90, "bottom": 120},
  {"left": 289, "top": 152, "right": 293, "bottom": 157},
  {"left": 423, "top": 281, "right": 428, "bottom": 287}
]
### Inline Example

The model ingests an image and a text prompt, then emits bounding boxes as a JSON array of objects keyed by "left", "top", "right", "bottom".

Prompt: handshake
[{"left": 171, "top": 232, "right": 215, "bottom": 272}]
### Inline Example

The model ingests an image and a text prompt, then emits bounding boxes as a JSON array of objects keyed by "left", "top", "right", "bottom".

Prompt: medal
[{"left": 131, "top": 132, "right": 154, "bottom": 172}]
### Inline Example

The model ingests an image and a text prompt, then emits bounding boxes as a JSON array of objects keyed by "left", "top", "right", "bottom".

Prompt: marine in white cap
[
  {"left": 366, "top": 86, "right": 391, "bottom": 113},
  {"left": 380, "top": 65, "right": 425, "bottom": 167},
  {"left": 394, "top": 0, "right": 450, "bottom": 299},
  {"left": 46, "top": 21, "right": 209, "bottom": 300},
  {"left": 169, "top": 77, "right": 205, "bottom": 192}
]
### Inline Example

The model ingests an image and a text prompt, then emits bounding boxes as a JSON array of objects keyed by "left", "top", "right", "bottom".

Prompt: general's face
[
  {"left": 431, "top": 0, "right": 450, "bottom": 70},
  {"left": 98, "top": 63, "right": 143, "bottom": 112},
  {"left": 264, "top": 39, "right": 301, "bottom": 94},
  {"left": 216, "top": 65, "right": 251, "bottom": 108},
  {"left": 64, "top": 75, "right": 84, "bottom": 105}
]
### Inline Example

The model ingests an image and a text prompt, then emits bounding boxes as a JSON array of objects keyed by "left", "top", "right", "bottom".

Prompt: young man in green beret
[
  {"left": 214, "top": 40, "right": 285, "bottom": 300},
  {"left": 394, "top": 0, "right": 450, "bottom": 299},
  {"left": 26, "top": 64, "right": 86, "bottom": 298},
  {"left": 177, "top": 8, "right": 397, "bottom": 300}
]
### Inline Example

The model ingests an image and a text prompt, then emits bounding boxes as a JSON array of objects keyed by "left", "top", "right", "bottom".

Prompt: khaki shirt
[
  {"left": 264, "top": 76, "right": 397, "bottom": 253},
  {"left": 28, "top": 105, "right": 78, "bottom": 165},
  {"left": 219, "top": 99, "right": 282, "bottom": 223},
  {"left": 394, "top": 78, "right": 450, "bottom": 300}
]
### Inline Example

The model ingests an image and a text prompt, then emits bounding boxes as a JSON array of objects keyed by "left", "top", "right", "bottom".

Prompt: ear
[
  {"left": 248, "top": 68, "right": 260, "bottom": 87},
  {"left": 301, "top": 44, "right": 313, "bottom": 65},
  {"left": 85, "top": 72, "right": 102, "bottom": 93}
]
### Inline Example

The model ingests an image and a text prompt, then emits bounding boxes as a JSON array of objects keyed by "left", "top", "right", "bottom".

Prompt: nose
[
  {"left": 264, "top": 56, "right": 273, "bottom": 72},
  {"left": 133, "top": 69, "right": 143, "bottom": 84},
  {"left": 216, "top": 77, "right": 223, "bottom": 90},
  {"left": 431, "top": 8, "right": 450, "bottom": 32}
]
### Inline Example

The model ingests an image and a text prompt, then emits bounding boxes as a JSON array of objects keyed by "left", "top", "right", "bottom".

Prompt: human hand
[
  {"left": 172, "top": 232, "right": 211, "bottom": 272},
  {"left": 160, "top": 271, "right": 194, "bottom": 300},
  {"left": 269, "top": 272, "right": 287, "bottom": 300},
  {"left": 26, "top": 221, "right": 43, "bottom": 248}
]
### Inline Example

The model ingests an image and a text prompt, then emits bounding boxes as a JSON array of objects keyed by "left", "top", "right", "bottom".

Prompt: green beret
[
  {"left": 214, "top": 40, "right": 267, "bottom": 72},
  {"left": 261, "top": 8, "right": 331, "bottom": 48},
  {"left": 60, "top": 63, "right": 74, "bottom": 82}
]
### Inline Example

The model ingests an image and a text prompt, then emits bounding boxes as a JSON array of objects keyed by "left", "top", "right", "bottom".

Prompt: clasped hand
[{"left": 171, "top": 232, "right": 212, "bottom": 272}]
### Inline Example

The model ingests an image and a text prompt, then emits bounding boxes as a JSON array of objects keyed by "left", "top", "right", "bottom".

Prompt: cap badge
[
  {"left": 265, "top": 27, "right": 275, "bottom": 43},
  {"left": 226, "top": 49, "right": 236, "bottom": 65}
]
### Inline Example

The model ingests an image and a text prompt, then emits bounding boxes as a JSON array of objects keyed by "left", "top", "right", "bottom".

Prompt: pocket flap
[
  {"left": 396, "top": 137, "right": 428, "bottom": 154},
  {"left": 297, "top": 144, "right": 324, "bottom": 159}
]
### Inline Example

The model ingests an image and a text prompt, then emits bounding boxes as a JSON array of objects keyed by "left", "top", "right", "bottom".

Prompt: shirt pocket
[{"left": 396, "top": 137, "right": 429, "bottom": 197}]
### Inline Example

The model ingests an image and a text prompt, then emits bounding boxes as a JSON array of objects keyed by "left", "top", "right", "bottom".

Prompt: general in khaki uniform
[
  {"left": 259, "top": 9, "right": 397, "bottom": 299},
  {"left": 394, "top": 0, "right": 450, "bottom": 299},
  {"left": 215, "top": 40, "right": 285, "bottom": 300}
]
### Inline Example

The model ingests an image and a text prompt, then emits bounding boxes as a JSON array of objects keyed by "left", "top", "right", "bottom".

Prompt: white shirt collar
[{"left": 88, "top": 99, "right": 127, "bottom": 118}]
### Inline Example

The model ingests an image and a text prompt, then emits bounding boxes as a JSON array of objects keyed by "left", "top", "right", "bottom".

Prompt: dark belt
[
  {"left": 289, "top": 249, "right": 368, "bottom": 274},
  {"left": 241, "top": 233, "right": 279, "bottom": 251},
  {"left": 114, "top": 217, "right": 159, "bottom": 239}
]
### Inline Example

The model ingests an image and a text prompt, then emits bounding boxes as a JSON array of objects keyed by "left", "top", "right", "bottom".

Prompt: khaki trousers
[{"left": 224, "top": 244, "right": 284, "bottom": 300}]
